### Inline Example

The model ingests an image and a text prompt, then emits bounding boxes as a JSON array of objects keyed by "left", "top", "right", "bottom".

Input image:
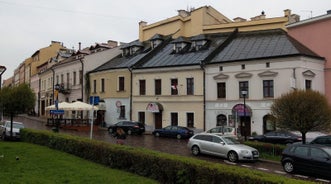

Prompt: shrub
[{"left": 21, "top": 128, "right": 312, "bottom": 184}]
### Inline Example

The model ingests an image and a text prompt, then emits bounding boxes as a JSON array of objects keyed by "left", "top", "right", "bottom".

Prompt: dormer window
[
  {"left": 171, "top": 36, "right": 190, "bottom": 54},
  {"left": 190, "top": 34, "right": 209, "bottom": 51},
  {"left": 130, "top": 46, "right": 140, "bottom": 55},
  {"left": 149, "top": 34, "right": 164, "bottom": 49},
  {"left": 173, "top": 42, "right": 187, "bottom": 53}
]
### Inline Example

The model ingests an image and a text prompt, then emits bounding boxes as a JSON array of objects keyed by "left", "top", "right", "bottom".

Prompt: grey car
[{"left": 187, "top": 133, "right": 259, "bottom": 162}]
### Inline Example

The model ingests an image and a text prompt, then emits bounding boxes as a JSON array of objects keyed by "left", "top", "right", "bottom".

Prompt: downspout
[
  {"left": 128, "top": 67, "right": 133, "bottom": 120},
  {"left": 200, "top": 61, "right": 206, "bottom": 131},
  {"left": 79, "top": 59, "right": 84, "bottom": 101},
  {"left": 51, "top": 68, "right": 55, "bottom": 103}
]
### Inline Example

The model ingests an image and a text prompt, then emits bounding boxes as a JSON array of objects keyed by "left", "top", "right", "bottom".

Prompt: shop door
[
  {"left": 240, "top": 117, "right": 251, "bottom": 137},
  {"left": 154, "top": 112, "right": 162, "bottom": 129}
]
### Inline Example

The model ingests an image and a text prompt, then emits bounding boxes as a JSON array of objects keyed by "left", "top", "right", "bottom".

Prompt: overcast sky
[{"left": 0, "top": 0, "right": 330, "bottom": 80}]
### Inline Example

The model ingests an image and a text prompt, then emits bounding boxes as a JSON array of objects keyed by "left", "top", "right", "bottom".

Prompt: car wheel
[
  {"left": 127, "top": 129, "right": 132, "bottom": 135},
  {"left": 108, "top": 128, "right": 113, "bottom": 134},
  {"left": 176, "top": 134, "right": 182, "bottom": 139},
  {"left": 191, "top": 146, "right": 200, "bottom": 156},
  {"left": 227, "top": 151, "right": 238, "bottom": 162},
  {"left": 155, "top": 132, "right": 160, "bottom": 137},
  {"left": 283, "top": 161, "right": 295, "bottom": 173}
]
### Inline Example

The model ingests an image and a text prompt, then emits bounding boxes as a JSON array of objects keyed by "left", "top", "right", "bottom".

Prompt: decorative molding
[
  {"left": 258, "top": 70, "right": 278, "bottom": 77},
  {"left": 302, "top": 70, "right": 316, "bottom": 77},
  {"left": 235, "top": 72, "right": 253, "bottom": 79},
  {"left": 213, "top": 73, "right": 229, "bottom": 80}
]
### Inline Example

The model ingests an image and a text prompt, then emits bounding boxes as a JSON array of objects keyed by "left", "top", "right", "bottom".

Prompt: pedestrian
[{"left": 115, "top": 127, "right": 126, "bottom": 145}]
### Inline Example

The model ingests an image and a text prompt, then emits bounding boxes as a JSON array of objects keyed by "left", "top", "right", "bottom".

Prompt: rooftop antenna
[{"left": 301, "top": 10, "right": 313, "bottom": 19}]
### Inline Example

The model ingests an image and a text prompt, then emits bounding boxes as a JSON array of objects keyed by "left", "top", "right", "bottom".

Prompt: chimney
[
  {"left": 233, "top": 17, "right": 247, "bottom": 22},
  {"left": 139, "top": 21, "right": 147, "bottom": 27},
  {"left": 78, "top": 42, "right": 81, "bottom": 51},
  {"left": 107, "top": 40, "right": 118, "bottom": 47},
  {"left": 178, "top": 9, "right": 190, "bottom": 17},
  {"left": 284, "top": 9, "right": 291, "bottom": 17}
]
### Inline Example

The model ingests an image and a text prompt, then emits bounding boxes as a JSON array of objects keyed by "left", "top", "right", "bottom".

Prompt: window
[
  {"left": 305, "top": 80, "right": 312, "bottom": 90},
  {"left": 119, "top": 105, "right": 125, "bottom": 119},
  {"left": 155, "top": 79, "right": 161, "bottom": 95},
  {"left": 139, "top": 80, "right": 146, "bottom": 95},
  {"left": 171, "top": 112, "right": 178, "bottom": 126},
  {"left": 138, "top": 112, "right": 145, "bottom": 124},
  {"left": 217, "top": 82, "right": 226, "bottom": 98},
  {"left": 79, "top": 70, "right": 83, "bottom": 85},
  {"left": 73, "top": 72, "right": 76, "bottom": 85},
  {"left": 263, "top": 80, "right": 274, "bottom": 98},
  {"left": 187, "top": 78, "right": 194, "bottom": 95},
  {"left": 66, "top": 73, "right": 70, "bottom": 89},
  {"left": 239, "top": 81, "right": 249, "bottom": 98},
  {"left": 171, "top": 79, "right": 178, "bottom": 95},
  {"left": 266, "top": 62, "right": 270, "bottom": 68},
  {"left": 56, "top": 75, "right": 59, "bottom": 84},
  {"left": 101, "top": 78, "right": 105, "bottom": 92},
  {"left": 61, "top": 74, "right": 64, "bottom": 84},
  {"left": 119, "top": 77, "right": 125, "bottom": 91},
  {"left": 187, "top": 113, "right": 194, "bottom": 128},
  {"left": 93, "top": 80, "right": 96, "bottom": 93},
  {"left": 219, "top": 66, "right": 223, "bottom": 71},
  {"left": 241, "top": 64, "right": 245, "bottom": 70}
]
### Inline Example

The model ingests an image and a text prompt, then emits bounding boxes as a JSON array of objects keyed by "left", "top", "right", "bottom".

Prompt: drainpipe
[
  {"left": 51, "top": 68, "right": 55, "bottom": 103},
  {"left": 200, "top": 61, "right": 206, "bottom": 131},
  {"left": 128, "top": 67, "right": 133, "bottom": 120}
]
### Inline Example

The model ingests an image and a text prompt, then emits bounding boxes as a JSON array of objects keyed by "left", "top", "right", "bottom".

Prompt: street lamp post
[
  {"left": 53, "top": 84, "right": 60, "bottom": 132},
  {"left": 0, "top": 65, "right": 7, "bottom": 121},
  {"left": 241, "top": 89, "right": 248, "bottom": 141}
]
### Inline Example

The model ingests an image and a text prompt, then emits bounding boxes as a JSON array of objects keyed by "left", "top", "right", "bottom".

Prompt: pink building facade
[{"left": 287, "top": 11, "right": 331, "bottom": 103}]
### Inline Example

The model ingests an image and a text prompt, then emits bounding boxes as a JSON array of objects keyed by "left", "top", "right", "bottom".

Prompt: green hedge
[
  {"left": 21, "top": 129, "right": 312, "bottom": 184},
  {"left": 245, "top": 141, "right": 285, "bottom": 157}
]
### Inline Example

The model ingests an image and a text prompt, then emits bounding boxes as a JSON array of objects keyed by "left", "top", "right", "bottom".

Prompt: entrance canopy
[
  {"left": 232, "top": 104, "right": 252, "bottom": 116},
  {"left": 45, "top": 101, "right": 98, "bottom": 111},
  {"left": 146, "top": 102, "right": 163, "bottom": 113}
]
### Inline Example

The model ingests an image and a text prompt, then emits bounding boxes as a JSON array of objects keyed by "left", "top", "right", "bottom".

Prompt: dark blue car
[{"left": 152, "top": 125, "right": 194, "bottom": 139}]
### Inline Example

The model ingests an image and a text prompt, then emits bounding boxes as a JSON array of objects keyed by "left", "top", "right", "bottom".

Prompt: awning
[
  {"left": 146, "top": 102, "right": 163, "bottom": 113},
  {"left": 232, "top": 104, "right": 252, "bottom": 116}
]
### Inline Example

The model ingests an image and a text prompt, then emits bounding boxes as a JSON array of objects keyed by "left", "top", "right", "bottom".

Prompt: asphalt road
[{"left": 10, "top": 115, "right": 331, "bottom": 183}]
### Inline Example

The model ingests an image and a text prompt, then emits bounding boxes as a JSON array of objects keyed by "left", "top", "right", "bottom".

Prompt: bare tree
[{"left": 271, "top": 90, "right": 331, "bottom": 144}]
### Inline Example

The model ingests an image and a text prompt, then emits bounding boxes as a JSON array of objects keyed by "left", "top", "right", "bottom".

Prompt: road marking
[
  {"left": 274, "top": 170, "right": 286, "bottom": 175},
  {"left": 257, "top": 167, "right": 269, "bottom": 171},
  {"left": 315, "top": 178, "right": 330, "bottom": 183},
  {"left": 294, "top": 174, "right": 308, "bottom": 179},
  {"left": 241, "top": 164, "right": 252, "bottom": 168}
]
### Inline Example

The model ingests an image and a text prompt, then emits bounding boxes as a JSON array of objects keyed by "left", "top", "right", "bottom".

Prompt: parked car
[
  {"left": 205, "top": 126, "right": 237, "bottom": 136},
  {"left": 310, "top": 135, "right": 331, "bottom": 146},
  {"left": 107, "top": 121, "right": 145, "bottom": 135},
  {"left": 281, "top": 144, "right": 331, "bottom": 179},
  {"left": 152, "top": 125, "right": 194, "bottom": 139},
  {"left": 248, "top": 130, "right": 302, "bottom": 144},
  {"left": 0, "top": 121, "right": 25, "bottom": 140},
  {"left": 187, "top": 133, "right": 259, "bottom": 162}
]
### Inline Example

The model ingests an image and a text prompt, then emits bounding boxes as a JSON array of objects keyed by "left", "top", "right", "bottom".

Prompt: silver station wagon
[{"left": 187, "top": 133, "right": 259, "bottom": 162}]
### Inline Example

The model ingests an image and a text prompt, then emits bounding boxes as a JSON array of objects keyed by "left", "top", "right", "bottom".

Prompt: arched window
[
  {"left": 216, "top": 114, "right": 227, "bottom": 126},
  {"left": 263, "top": 114, "right": 276, "bottom": 133}
]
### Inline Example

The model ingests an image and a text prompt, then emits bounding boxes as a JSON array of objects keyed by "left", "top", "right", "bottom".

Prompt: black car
[
  {"left": 108, "top": 121, "right": 145, "bottom": 135},
  {"left": 310, "top": 135, "right": 331, "bottom": 146},
  {"left": 281, "top": 144, "right": 331, "bottom": 179},
  {"left": 248, "top": 130, "right": 302, "bottom": 144},
  {"left": 152, "top": 125, "right": 194, "bottom": 139}
]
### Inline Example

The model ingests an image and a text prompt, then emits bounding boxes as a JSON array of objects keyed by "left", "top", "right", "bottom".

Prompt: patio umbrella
[
  {"left": 66, "top": 101, "right": 98, "bottom": 111},
  {"left": 45, "top": 102, "right": 71, "bottom": 110}
]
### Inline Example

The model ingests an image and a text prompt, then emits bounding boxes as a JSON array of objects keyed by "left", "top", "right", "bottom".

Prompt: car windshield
[
  {"left": 12, "top": 123, "right": 24, "bottom": 129},
  {"left": 223, "top": 136, "right": 240, "bottom": 145}
]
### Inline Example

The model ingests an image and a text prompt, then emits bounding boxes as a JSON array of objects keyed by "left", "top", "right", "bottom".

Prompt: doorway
[
  {"left": 240, "top": 116, "right": 251, "bottom": 137},
  {"left": 154, "top": 112, "right": 162, "bottom": 129}
]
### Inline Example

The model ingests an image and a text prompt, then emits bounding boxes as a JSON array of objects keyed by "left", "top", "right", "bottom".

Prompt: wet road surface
[{"left": 10, "top": 115, "right": 331, "bottom": 183}]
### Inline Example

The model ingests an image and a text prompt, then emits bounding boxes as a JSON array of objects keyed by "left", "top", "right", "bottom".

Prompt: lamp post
[
  {"left": 53, "top": 83, "right": 60, "bottom": 132},
  {"left": 0, "top": 65, "right": 6, "bottom": 121},
  {"left": 241, "top": 89, "right": 248, "bottom": 141}
]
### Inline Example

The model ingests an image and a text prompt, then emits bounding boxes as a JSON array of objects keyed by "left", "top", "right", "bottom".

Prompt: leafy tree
[
  {"left": 271, "top": 90, "right": 331, "bottom": 144},
  {"left": 0, "top": 84, "right": 35, "bottom": 139}
]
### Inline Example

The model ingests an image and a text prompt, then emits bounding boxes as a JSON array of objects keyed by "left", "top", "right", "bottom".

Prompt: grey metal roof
[
  {"left": 136, "top": 34, "right": 229, "bottom": 68},
  {"left": 209, "top": 29, "right": 321, "bottom": 64}
]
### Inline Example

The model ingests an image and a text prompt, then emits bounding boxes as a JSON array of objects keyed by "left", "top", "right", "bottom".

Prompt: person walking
[{"left": 115, "top": 127, "right": 126, "bottom": 145}]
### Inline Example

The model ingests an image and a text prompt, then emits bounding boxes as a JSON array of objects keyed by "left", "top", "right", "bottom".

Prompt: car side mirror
[{"left": 220, "top": 141, "right": 225, "bottom": 145}]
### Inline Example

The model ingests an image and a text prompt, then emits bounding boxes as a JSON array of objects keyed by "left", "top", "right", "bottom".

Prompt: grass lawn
[{"left": 0, "top": 141, "right": 158, "bottom": 184}]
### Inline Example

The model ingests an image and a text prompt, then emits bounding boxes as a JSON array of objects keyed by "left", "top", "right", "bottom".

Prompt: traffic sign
[{"left": 50, "top": 110, "right": 65, "bottom": 115}]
